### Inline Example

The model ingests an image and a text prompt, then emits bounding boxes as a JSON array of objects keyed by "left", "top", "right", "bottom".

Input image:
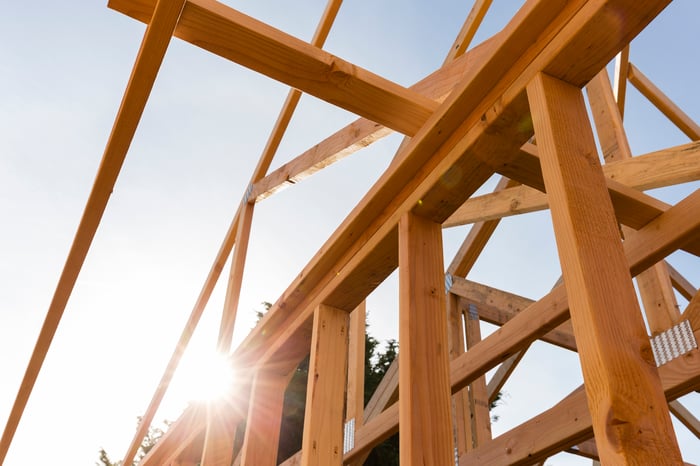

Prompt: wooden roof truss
[{"left": 1, "top": 0, "right": 699, "bottom": 465}]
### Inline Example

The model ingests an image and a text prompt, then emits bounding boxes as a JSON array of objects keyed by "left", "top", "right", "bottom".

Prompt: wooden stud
[
  {"left": 448, "top": 293, "right": 473, "bottom": 455},
  {"left": 444, "top": 140, "right": 700, "bottom": 227},
  {"left": 462, "top": 305, "right": 492, "bottom": 446},
  {"left": 444, "top": 0, "right": 493, "bottom": 62},
  {"left": 239, "top": 371, "right": 289, "bottom": 466},
  {"left": 300, "top": 304, "right": 349, "bottom": 466},
  {"left": 628, "top": 63, "right": 700, "bottom": 140},
  {"left": 667, "top": 262, "right": 698, "bottom": 302},
  {"left": 217, "top": 202, "right": 255, "bottom": 351},
  {"left": 109, "top": 0, "right": 438, "bottom": 136},
  {"left": 613, "top": 46, "right": 630, "bottom": 119},
  {"left": 398, "top": 212, "right": 454, "bottom": 465},
  {"left": 346, "top": 301, "right": 366, "bottom": 427},
  {"left": 669, "top": 400, "right": 700, "bottom": 439},
  {"left": 527, "top": 71, "right": 682, "bottom": 464}
]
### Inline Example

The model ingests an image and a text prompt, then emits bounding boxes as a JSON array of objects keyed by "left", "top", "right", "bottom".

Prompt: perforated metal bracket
[
  {"left": 650, "top": 320, "right": 697, "bottom": 367},
  {"left": 343, "top": 418, "right": 355, "bottom": 454},
  {"left": 445, "top": 272, "right": 453, "bottom": 295}
]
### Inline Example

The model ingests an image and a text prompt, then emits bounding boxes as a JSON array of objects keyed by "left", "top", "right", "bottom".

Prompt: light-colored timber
[{"left": 4, "top": 0, "right": 700, "bottom": 465}]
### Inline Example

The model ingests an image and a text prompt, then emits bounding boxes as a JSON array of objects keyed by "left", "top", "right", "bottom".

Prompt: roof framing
[{"left": 2, "top": 0, "right": 699, "bottom": 464}]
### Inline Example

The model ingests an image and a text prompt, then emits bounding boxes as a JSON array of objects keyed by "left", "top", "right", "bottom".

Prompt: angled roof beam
[
  {"left": 233, "top": 0, "right": 674, "bottom": 376},
  {"left": 108, "top": 0, "right": 438, "bottom": 136},
  {"left": 0, "top": 1, "right": 186, "bottom": 463},
  {"left": 250, "top": 37, "right": 498, "bottom": 202}
]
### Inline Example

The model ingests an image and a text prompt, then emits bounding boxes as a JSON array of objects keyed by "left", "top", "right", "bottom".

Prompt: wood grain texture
[
  {"left": 528, "top": 71, "right": 682, "bottom": 464},
  {"left": 587, "top": 69, "right": 681, "bottom": 334},
  {"left": 109, "top": 0, "right": 437, "bottom": 136},
  {"left": 613, "top": 46, "right": 630, "bottom": 118},
  {"left": 398, "top": 212, "right": 454, "bottom": 465},
  {"left": 444, "top": 140, "right": 700, "bottom": 227},
  {"left": 300, "top": 304, "right": 349, "bottom": 466}
]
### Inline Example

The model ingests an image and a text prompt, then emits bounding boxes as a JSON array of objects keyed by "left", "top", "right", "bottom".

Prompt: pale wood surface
[
  {"left": 0, "top": 0, "right": 187, "bottom": 463},
  {"left": 300, "top": 304, "right": 349, "bottom": 466},
  {"left": 528, "top": 71, "right": 682, "bottom": 464},
  {"left": 346, "top": 302, "right": 366, "bottom": 426},
  {"left": 109, "top": 0, "right": 438, "bottom": 136},
  {"left": 628, "top": 62, "right": 700, "bottom": 140},
  {"left": 463, "top": 305, "right": 492, "bottom": 446},
  {"left": 398, "top": 212, "right": 454, "bottom": 465},
  {"left": 613, "top": 45, "right": 630, "bottom": 118},
  {"left": 444, "top": 140, "right": 700, "bottom": 227}
]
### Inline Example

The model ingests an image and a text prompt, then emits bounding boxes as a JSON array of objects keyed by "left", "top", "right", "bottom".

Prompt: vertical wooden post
[
  {"left": 448, "top": 293, "right": 472, "bottom": 455},
  {"left": 527, "top": 72, "right": 682, "bottom": 465},
  {"left": 346, "top": 301, "right": 366, "bottom": 427},
  {"left": 399, "top": 212, "right": 455, "bottom": 466},
  {"left": 300, "top": 304, "right": 349, "bottom": 466},
  {"left": 239, "top": 370, "right": 288, "bottom": 466},
  {"left": 463, "top": 304, "right": 492, "bottom": 446}
]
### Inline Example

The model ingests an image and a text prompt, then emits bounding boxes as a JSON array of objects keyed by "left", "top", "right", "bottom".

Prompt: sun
[{"left": 175, "top": 350, "right": 237, "bottom": 403}]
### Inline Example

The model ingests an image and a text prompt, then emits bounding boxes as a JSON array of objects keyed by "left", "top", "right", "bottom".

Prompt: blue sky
[{"left": 1, "top": 1, "right": 698, "bottom": 465}]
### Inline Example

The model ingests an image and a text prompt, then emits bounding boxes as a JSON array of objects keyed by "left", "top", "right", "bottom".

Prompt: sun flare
[{"left": 176, "top": 350, "right": 237, "bottom": 403}]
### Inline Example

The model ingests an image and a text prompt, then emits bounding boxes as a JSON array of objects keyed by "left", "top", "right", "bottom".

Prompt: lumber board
[
  {"left": 459, "top": 339, "right": 700, "bottom": 466},
  {"left": 330, "top": 190, "right": 700, "bottom": 462},
  {"left": 451, "top": 281, "right": 577, "bottom": 351},
  {"left": 463, "top": 305, "right": 492, "bottom": 446},
  {"left": 668, "top": 262, "right": 698, "bottom": 302},
  {"left": 398, "top": 212, "right": 454, "bottom": 465},
  {"left": 448, "top": 293, "right": 473, "bottom": 455},
  {"left": 217, "top": 202, "right": 255, "bottom": 351},
  {"left": 346, "top": 302, "right": 366, "bottom": 426},
  {"left": 0, "top": 0, "right": 186, "bottom": 464},
  {"left": 528, "top": 71, "right": 681, "bottom": 464},
  {"left": 669, "top": 400, "right": 700, "bottom": 439},
  {"left": 235, "top": 0, "right": 671, "bottom": 376},
  {"left": 300, "top": 304, "right": 349, "bottom": 466},
  {"left": 108, "top": 0, "right": 438, "bottom": 136},
  {"left": 250, "top": 36, "right": 497, "bottom": 202},
  {"left": 613, "top": 46, "right": 629, "bottom": 119},
  {"left": 628, "top": 63, "right": 700, "bottom": 140},
  {"left": 444, "top": 140, "right": 700, "bottom": 227}
]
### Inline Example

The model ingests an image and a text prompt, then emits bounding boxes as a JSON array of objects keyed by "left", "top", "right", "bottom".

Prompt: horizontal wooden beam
[
  {"left": 444, "top": 140, "right": 700, "bottom": 227},
  {"left": 108, "top": 0, "right": 438, "bottom": 136},
  {"left": 458, "top": 339, "right": 700, "bottom": 465},
  {"left": 450, "top": 280, "right": 577, "bottom": 351},
  {"left": 232, "top": 0, "right": 673, "bottom": 379},
  {"left": 336, "top": 189, "right": 700, "bottom": 460}
]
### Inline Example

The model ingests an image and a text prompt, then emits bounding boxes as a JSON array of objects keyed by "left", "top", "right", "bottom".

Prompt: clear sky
[{"left": 1, "top": 1, "right": 698, "bottom": 465}]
